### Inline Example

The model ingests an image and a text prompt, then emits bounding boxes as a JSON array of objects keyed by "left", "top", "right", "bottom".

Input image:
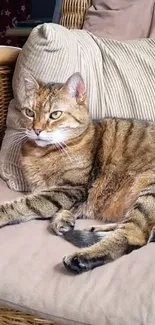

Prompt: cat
[{"left": 1, "top": 69, "right": 155, "bottom": 273}]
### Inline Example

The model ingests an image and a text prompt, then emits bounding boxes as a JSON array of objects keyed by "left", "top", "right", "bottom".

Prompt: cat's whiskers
[
  {"left": 54, "top": 143, "right": 64, "bottom": 153},
  {"left": 11, "top": 136, "right": 28, "bottom": 145},
  {"left": 61, "top": 140, "right": 81, "bottom": 164},
  {"left": 45, "top": 128, "right": 71, "bottom": 143},
  {"left": 25, "top": 130, "right": 37, "bottom": 140},
  {"left": 60, "top": 140, "right": 67, "bottom": 148},
  {"left": 11, "top": 133, "right": 28, "bottom": 141},
  {"left": 4, "top": 131, "right": 28, "bottom": 147},
  {"left": 57, "top": 140, "right": 74, "bottom": 162}
]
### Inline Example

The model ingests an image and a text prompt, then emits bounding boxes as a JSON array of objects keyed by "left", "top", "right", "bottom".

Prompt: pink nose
[{"left": 34, "top": 129, "right": 42, "bottom": 136}]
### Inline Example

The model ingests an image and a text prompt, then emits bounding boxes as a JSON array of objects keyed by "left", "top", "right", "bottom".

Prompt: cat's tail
[{"left": 63, "top": 230, "right": 109, "bottom": 248}]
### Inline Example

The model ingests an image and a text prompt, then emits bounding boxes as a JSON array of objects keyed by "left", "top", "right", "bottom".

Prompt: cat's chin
[{"left": 35, "top": 139, "right": 52, "bottom": 147}]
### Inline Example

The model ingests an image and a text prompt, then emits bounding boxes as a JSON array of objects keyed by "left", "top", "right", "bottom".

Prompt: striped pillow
[{"left": 1, "top": 23, "right": 155, "bottom": 191}]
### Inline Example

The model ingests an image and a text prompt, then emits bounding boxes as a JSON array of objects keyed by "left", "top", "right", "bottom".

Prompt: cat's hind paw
[{"left": 63, "top": 252, "right": 105, "bottom": 273}]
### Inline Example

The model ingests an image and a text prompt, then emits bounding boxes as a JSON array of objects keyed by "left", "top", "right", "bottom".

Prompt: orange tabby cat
[{"left": 0, "top": 70, "right": 155, "bottom": 273}]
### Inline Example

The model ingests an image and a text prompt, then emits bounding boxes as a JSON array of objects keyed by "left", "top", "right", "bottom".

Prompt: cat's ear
[
  {"left": 22, "top": 68, "right": 39, "bottom": 93},
  {"left": 63, "top": 73, "right": 86, "bottom": 104}
]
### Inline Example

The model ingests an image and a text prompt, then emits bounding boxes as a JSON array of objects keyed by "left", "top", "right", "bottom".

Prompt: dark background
[
  {"left": 30, "top": 0, "right": 56, "bottom": 19},
  {"left": 0, "top": 0, "right": 57, "bottom": 46}
]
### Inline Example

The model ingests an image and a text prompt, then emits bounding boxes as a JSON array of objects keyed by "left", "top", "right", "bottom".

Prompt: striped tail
[{"left": 63, "top": 229, "right": 110, "bottom": 248}]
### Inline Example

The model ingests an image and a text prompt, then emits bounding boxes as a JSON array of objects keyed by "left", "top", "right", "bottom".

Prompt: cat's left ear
[
  {"left": 22, "top": 68, "right": 39, "bottom": 93},
  {"left": 63, "top": 72, "right": 86, "bottom": 104}
]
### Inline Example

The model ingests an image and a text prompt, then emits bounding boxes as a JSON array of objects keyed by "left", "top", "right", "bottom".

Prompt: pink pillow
[{"left": 83, "top": 0, "right": 155, "bottom": 40}]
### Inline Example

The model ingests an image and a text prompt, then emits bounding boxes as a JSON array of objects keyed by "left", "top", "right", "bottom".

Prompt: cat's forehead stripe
[
  {"left": 35, "top": 87, "right": 51, "bottom": 111},
  {"left": 34, "top": 85, "right": 67, "bottom": 112}
]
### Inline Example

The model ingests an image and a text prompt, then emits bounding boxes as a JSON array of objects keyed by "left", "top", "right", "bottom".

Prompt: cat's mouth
[
  {"left": 26, "top": 128, "right": 71, "bottom": 146},
  {"left": 26, "top": 130, "right": 53, "bottom": 146},
  {"left": 24, "top": 131, "right": 51, "bottom": 147},
  {"left": 26, "top": 127, "right": 82, "bottom": 148},
  {"left": 26, "top": 131, "right": 66, "bottom": 148},
  {"left": 34, "top": 139, "right": 52, "bottom": 147}
]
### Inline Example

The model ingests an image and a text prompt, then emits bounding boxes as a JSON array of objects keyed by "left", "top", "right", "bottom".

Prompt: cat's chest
[{"left": 21, "top": 150, "right": 90, "bottom": 191}]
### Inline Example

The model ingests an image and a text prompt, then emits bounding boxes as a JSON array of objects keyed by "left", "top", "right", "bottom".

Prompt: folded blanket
[{"left": 1, "top": 23, "right": 155, "bottom": 191}]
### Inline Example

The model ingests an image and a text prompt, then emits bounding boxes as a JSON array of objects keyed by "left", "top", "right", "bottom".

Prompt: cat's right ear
[
  {"left": 22, "top": 68, "right": 39, "bottom": 93},
  {"left": 62, "top": 72, "right": 86, "bottom": 104}
]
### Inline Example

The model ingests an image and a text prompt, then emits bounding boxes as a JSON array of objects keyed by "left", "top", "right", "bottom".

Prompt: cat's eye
[
  {"left": 49, "top": 111, "right": 62, "bottom": 120},
  {"left": 25, "top": 108, "right": 35, "bottom": 118}
]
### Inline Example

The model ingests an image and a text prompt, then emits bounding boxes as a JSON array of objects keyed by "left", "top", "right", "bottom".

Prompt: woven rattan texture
[
  {"left": 60, "top": 0, "right": 91, "bottom": 29},
  {"left": 0, "top": 307, "right": 56, "bottom": 325},
  {"left": 0, "top": 66, "right": 13, "bottom": 145}
]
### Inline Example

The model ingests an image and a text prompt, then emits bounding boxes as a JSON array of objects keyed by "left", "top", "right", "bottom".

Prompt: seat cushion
[{"left": 0, "top": 178, "right": 155, "bottom": 325}]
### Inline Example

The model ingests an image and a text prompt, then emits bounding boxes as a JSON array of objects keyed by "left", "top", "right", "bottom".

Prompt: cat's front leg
[
  {"left": 49, "top": 202, "right": 88, "bottom": 235},
  {"left": 0, "top": 187, "right": 85, "bottom": 228},
  {"left": 49, "top": 210, "right": 75, "bottom": 235},
  {"left": 0, "top": 196, "right": 39, "bottom": 228}
]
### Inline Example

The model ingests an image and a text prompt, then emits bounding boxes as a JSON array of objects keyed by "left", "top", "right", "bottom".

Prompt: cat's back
[
  {"left": 96, "top": 117, "right": 155, "bottom": 166},
  {"left": 88, "top": 117, "right": 155, "bottom": 221}
]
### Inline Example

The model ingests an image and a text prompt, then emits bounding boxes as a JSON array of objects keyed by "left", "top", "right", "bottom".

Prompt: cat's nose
[{"left": 34, "top": 129, "right": 42, "bottom": 136}]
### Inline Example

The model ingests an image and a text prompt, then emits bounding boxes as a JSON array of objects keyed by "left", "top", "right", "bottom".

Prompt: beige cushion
[
  {"left": 83, "top": 0, "right": 155, "bottom": 39},
  {"left": 0, "top": 177, "right": 155, "bottom": 324},
  {"left": 2, "top": 24, "right": 155, "bottom": 192},
  {"left": 12, "top": 23, "right": 155, "bottom": 120}
]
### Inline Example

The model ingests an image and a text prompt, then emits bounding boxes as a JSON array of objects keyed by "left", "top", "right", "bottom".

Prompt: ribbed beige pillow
[{"left": 1, "top": 23, "right": 155, "bottom": 191}]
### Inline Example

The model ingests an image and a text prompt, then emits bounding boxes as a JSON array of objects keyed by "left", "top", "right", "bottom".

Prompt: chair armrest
[{"left": 0, "top": 46, "right": 21, "bottom": 145}]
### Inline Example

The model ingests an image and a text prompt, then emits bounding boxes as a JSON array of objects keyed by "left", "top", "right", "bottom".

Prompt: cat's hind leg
[
  {"left": 88, "top": 223, "right": 118, "bottom": 232},
  {"left": 63, "top": 222, "right": 145, "bottom": 273},
  {"left": 63, "top": 184, "right": 155, "bottom": 273},
  {"left": 63, "top": 200, "right": 152, "bottom": 272}
]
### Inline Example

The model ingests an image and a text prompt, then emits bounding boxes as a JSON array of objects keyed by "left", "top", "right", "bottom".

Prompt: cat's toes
[
  {"left": 50, "top": 210, "right": 75, "bottom": 236},
  {"left": 87, "top": 224, "right": 117, "bottom": 233},
  {"left": 87, "top": 225, "right": 102, "bottom": 232},
  {"left": 63, "top": 254, "right": 90, "bottom": 273},
  {"left": 63, "top": 253, "right": 105, "bottom": 273}
]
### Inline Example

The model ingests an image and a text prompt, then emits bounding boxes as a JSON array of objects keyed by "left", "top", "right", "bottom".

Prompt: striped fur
[
  {"left": 1, "top": 72, "right": 155, "bottom": 273},
  {"left": 2, "top": 25, "right": 155, "bottom": 192}
]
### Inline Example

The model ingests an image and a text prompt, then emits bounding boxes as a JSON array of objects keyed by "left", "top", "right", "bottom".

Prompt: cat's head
[{"left": 21, "top": 70, "right": 90, "bottom": 147}]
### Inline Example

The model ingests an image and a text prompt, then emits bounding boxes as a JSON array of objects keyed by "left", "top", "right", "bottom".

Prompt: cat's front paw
[
  {"left": 63, "top": 252, "right": 105, "bottom": 273},
  {"left": 50, "top": 210, "right": 75, "bottom": 236}
]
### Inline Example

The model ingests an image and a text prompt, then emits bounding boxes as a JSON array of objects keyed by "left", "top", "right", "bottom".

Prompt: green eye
[
  {"left": 49, "top": 111, "right": 62, "bottom": 120},
  {"left": 25, "top": 108, "right": 35, "bottom": 118}
]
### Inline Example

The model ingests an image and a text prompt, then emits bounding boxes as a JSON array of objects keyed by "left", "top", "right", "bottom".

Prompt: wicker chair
[{"left": 0, "top": 0, "right": 91, "bottom": 324}]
